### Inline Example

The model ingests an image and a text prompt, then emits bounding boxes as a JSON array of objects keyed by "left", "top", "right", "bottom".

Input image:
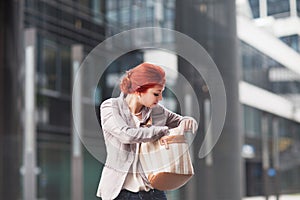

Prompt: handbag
[{"left": 139, "top": 134, "right": 194, "bottom": 191}]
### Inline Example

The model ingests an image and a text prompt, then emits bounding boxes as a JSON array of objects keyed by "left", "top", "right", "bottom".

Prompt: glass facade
[
  {"left": 38, "top": 37, "right": 71, "bottom": 93},
  {"left": 245, "top": 161, "right": 264, "bottom": 196},
  {"left": 243, "top": 106, "right": 300, "bottom": 195},
  {"left": 298, "top": 0, "right": 300, "bottom": 16},
  {"left": 35, "top": 40, "right": 72, "bottom": 199},
  {"left": 249, "top": 0, "right": 260, "bottom": 18},
  {"left": 267, "top": 0, "right": 290, "bottom": 18},
  {"left": 244, "top": 105, "right": 262, "bottom": 139},
  {"left": 241, "top": 41, "right": 273, "bottom": 91},
  {"left": 241, "top": 34, "right": 300, "bottom": 195},
  {"left": 106, "top": 0, "right": 175, "bottom": 35},
  {"left": 37, "top": 133, "right": 71, "bottom": 199},
  {"left": 22, "top": 0, "right": 106, "bottom": 199},
  {"left": 36, "top": 36, "right": 71, "bottom": 130},
  {"left": 280, "top": 34, "right": 300, "bottom": 53},
  {"left": 279, "top": 119, "right": 300, "bottom": 193},
  {"left": 248, "top": 0, "right": 294, "bottom": 18},
  {"left": 241, "top": 41, "right": 300, "bottom": 97},
  {"left": 83, "top": 147, "right": 102, "bottom": 200}
]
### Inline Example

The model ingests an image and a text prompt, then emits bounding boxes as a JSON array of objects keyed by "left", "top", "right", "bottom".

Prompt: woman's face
[{"left": 138, "top": 85, "right": 164, "bottom": 108}]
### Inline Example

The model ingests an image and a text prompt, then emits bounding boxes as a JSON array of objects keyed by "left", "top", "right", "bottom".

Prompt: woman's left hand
[{"left": 180, "top": 118, "right": 198, "bottom": 134}]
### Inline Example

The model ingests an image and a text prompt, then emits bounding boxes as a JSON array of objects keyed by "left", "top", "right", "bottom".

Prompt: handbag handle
[{"left": 159, "top": 135, "right": 187, "bottom": 149}]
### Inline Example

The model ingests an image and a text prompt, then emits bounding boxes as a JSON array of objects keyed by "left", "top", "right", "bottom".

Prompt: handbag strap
[{"left": 159, "top": 135, "right": 187, "bottom": 149}]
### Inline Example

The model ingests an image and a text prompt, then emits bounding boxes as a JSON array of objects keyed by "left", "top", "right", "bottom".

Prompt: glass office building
[
  {"left": 238, "top": 0, "right": 300, "bottom": 197},
  {"left": 25, "top": 0, "right": 105, "bottom": 199},
  {"left": 1, "top": 0, "right": 300, "bottom": 199},
  {"left": 241, "top": 42, "right": 300, "bottom": 195}
]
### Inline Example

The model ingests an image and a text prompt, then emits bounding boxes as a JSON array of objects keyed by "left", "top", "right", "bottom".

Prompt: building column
[
  {"left": 290, "top": 0, "right": 297, "bottom": 17},
  {"left": 176, "top": 0, "right": 243, "bottom": 199},
  {"left": 259, "top": 0, "right": 268, "bottom": 18},
  {"left": 23, "top": 28, "right": 37, "bottom": 200},
  {"left": 0, "top": 0, "right": 24, "bottom": 199},
  {"left": 71, "top": 45, "right": 84, "bottom": 200},
  {"left": 272, "top": 118, "right": 280, "bottom": 200},
  {"left": 262, "top": 114, "right": 270, "bottom": 200}
]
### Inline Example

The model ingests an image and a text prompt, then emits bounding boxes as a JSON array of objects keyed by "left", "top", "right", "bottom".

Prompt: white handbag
[{"left": 139, "top": 134, "right": 194, "bottom": 191}]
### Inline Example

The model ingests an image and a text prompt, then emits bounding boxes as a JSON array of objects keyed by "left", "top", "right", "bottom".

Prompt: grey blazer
[{"left": 96, "top": 93, "right": 189, "bottom": 200}]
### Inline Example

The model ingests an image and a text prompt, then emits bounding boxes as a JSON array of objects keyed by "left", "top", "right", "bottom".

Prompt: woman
[{"left": 97, "top": 62, "right": 197, "bottom": 200}]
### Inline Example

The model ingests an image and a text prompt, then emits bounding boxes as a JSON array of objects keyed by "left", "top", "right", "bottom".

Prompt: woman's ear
[{"left": 134, "top": 91, "right": 141, "bottom": 99}]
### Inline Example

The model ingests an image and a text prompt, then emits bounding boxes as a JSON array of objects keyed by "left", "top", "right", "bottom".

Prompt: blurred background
[{"left": 1, "top": 0, "right": 300, "bottom": 199}]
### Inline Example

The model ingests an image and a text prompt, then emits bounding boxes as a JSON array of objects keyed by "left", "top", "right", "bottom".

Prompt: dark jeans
[{"left": 114, "top": 189, "right": 167, "bottom": 200}]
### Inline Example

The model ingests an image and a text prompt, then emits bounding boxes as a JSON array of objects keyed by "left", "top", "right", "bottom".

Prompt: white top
[{"left": 122, "top": 114, "right": 151, "bottom": 192}]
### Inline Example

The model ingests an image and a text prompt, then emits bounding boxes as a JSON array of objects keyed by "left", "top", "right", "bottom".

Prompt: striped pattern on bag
[{"left": 139, "top": 135, "right": 194, "bottom": 191}]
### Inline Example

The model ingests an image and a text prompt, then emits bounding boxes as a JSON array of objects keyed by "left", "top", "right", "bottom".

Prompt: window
[
  {"left": 244, "top": 106, "right": 262, "bottom": 138},
  {"left": 42, "top": 40, "right": 58, "bottom": 91},
  {"left": 249, "top": 0, "right": 260, "bottom": 18},
  {"left": 297, "top": 0, "right": 300, "bottom": 16},
  {"left": 280, "top": 35, "right": 300, "bottom": 53},
  {"left": 83, "top": 148, "right": 103, "bottom": 200},
  {"left": 37, "top": 134, "right": 71, "bottom": 200},
  {"left": 91, "top": 0, "right": 103, "bottom": 24},
  {"left": 40, "top": 38, "right": 71, "bottom": 94},
  {"left": 241, "top": 42, "right": 270, "bottom": 90},
  {"left": 240, "top": 41, "right": 297, "bottom": 94},
  {"left": 37, "top": 37, "right": 71, "bottom": 129},
  {"left": 245, "top": 162, "right": 264, "bottom": 196},
  {"left": 37, "top": 94, "right": 71, "bottom": 128},
  {"left": 78, "top": 0, "right": 91, "bottom": 8},
  {"left": 278, "top": 120, "right": 300, "bottom": 192},
  {"left": 267, "top": 0, "right": 290, "bottom": 18},
  {"left": 60, "top": 48, "right": 71, "bottom": 94}
]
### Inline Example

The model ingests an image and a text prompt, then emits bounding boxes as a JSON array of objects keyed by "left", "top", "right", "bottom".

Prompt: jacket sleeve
[
  {"left": 164, "top": 106, "right": 183, "bottom": 128},
  {"left": 163, "top": 106, "right": 198, "bottom": 129},
  {"left": 100, "top": 99, "right": 169, "bottom": 144}
]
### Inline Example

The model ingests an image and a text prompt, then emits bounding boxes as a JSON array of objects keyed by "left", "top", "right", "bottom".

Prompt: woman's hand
[
  {"left": 167, "top": 118, "right": 198, "bottom": 136},
  {"left": 179, "top": 118, "right": 198, "bottom": 134}
]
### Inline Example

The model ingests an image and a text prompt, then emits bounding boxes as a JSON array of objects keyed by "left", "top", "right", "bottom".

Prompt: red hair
[{"left": 120, "top": 62, "right": 166, "bottom": 94}]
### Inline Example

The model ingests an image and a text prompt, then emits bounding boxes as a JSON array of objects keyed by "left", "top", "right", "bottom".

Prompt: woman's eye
[{"left": 154, "top": 93, "right": 159, "bottom": 97}]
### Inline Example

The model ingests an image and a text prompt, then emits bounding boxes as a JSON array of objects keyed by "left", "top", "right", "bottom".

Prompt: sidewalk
[{"left": 243, "top": 194, "right": 300, "bottom": 200}]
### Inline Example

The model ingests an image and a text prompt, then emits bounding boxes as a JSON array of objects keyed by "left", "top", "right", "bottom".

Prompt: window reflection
[
  {"left": 61, "top": 48, "right": 71, "bottom": 94},
  {"left": 42, "top": 40, "right": 57, "bottom": 90},
  {"left": 267, "top": 0, "right": 290, "bottom": 18},
  {"left": 106, "top": 0, "right": 175, "bottom": 35},
  {"left": 249, "top": 0, "right": 260, "bottom": 18},
  {"left": 298, "top": 0, "right": 300, "bottom": 16},
  {"left": 37, "top": 134, "right": 71, "bottom": 200},
  {"left": 37, "top": 94, "right": 70, "bottom": 128},
  {"left": 240, "top": 41, "right": 300, "bottom": 95},
  {"left": 279, "top": 120, "right": 300, "bottom": 192},
  {"left": 244, "top": 105, "right": 262, "bottom": 138},
  {"left": 39, "top": 37, "right": 71, "bottom": 94},
  {"left": 241, "top": 42, "right": 270, "bottom": 90},
  {"left": 280, "top": 35, "right": 300, "bottom": 53}
]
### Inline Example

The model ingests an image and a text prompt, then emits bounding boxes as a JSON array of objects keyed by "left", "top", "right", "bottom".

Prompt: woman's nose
[{"left": 158, "top": 94, "right": 163, "bottom": 101}]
